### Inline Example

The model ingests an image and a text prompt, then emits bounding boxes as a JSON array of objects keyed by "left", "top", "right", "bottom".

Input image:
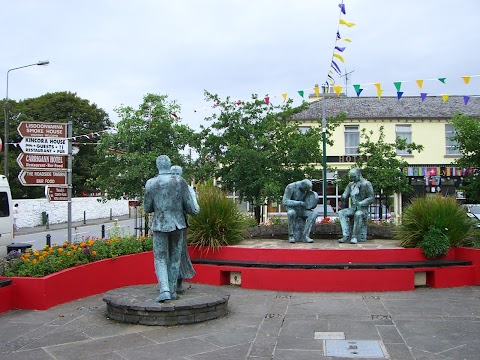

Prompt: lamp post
[{"left": 3, "top": 60, "right": 49, "bottom": 177}]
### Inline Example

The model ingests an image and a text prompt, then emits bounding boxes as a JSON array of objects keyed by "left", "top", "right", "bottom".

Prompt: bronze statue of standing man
[{"left": 144, "top": 155, "right": 200, "bottom": 302}]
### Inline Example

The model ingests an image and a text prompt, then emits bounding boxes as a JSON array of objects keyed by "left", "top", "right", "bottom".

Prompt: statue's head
[
  {"left": 171, "top": 165, "right": 183, "bottom": 176},
  {"left": 348, "top": 168, "right": 362, "bottom": 182},
  {"left": 299, "top": 179, "right": 312, "bottom": 191},
  {"left": 156, "top": 155, "right": 171, "bottom": 174}
]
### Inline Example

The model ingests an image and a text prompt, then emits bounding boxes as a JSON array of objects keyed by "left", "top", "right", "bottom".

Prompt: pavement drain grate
[
  {"left": 362, "top": 295, "right": 381, "bottom": 300},
  {"left": 324, "top": 340, "right": 387, "bottom": 358}
]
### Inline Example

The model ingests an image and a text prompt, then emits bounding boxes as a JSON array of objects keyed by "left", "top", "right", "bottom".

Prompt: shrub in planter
[
  {"left": 419, "top": 226, "right": 450, "bottom": 258},
  {"left": 187, "top": 184, "right": 247, "bottom": 249},
  {"left": 396, "top": 196, "right": 477, "bottom": 248}
]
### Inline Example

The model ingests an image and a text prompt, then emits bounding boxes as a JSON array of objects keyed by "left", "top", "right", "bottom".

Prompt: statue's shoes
[
  {"left": 338, "top": 237, "right": 349, "bottom": 243},
  {"left": 177, "top": 280, "right": 184, "bottom": 294},
  {"left": 350, "top": 238, "right": 358, "bottom": 244},
  {"left": 304, "top": 238, "right": 314, "bottom": 243},
  {"left": 288, "top": 238, "right": 296, "bottom": 243},
  {"left": 155, "top": 291, "right": 171, "bottom": 302}
]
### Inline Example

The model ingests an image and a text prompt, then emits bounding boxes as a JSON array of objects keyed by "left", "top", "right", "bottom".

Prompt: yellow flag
[
  {"left": 333, "top": 85, "right": 343, "bottom": 95},
  {"left": 282, "top": 93, "right": 287, "bottom": 103},
  {"left": 462, "top": 76, "right": 471, "bottom": 84},
  {"left": 374, "top": 83, "right": 381, "bottom": 91},
  {"left": 339, "top": 19, "right": 356, "bottom": 27},
  {"left": 416, "top": 80, "right": 424, "bottom": 89},
  {"left": 442, "top": 94, "right": 449, "bottom": 102},
  {"left": 342, "top": 38, "right": 352, "bottom": 42},
  {"left": 377, "top": 89, "right": 383, "bottom": 99},
  {"left": 333, "top": 53, "right": 345, "bottom": 63},
  {"left": 314, "top": 86, "right": 320, "bottom": 97}
]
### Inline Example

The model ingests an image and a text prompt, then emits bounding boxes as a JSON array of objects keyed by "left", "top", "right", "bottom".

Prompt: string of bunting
[{"left": 326, "top": 1, "right": 355, "bottom": 87}]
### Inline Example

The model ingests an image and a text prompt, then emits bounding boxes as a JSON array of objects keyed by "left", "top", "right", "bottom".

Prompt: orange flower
[
  {"left": 42, "top": 251, "right": 48, "bottom": 257},
  {"left": 39, "top": 256, "right": 45, "bottom": 260},
  {"left": 87, "top": 240, "right": 95, "bottom": 246},
  {"left": 34, "top": 251, "right": 40, "bottom": 257},
  {"left": 24, "top": 253, "right": 31, "bottom": 258},
  {"left": 33, "top": 259, "right": 38, "bottom": 265},
  {"left": 58, "top": 248, "right": 64, "bottom": 253},
  {"left": 80, "top": 242, "right": 86, "bottom": 248},
  {"left": 91, "top": 250, "right": 97, "bottom": 255},
  {"left": 66, "top": 251, "right": 71, "bottom": 256}
]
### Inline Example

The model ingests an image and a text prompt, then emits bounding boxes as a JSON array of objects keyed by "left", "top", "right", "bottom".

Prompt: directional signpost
[
  {"left": 18, "top": 170, "right": 67, "bottom": 186},
  {"left": 17, "top": 121, "right": 74, "bottom": 241},
  {"left": 45, "top": 186, "right": 68, "bottom": 202},
  {"left": 16, "top": 153, "right": 66, "bottom": 169},
  {"left": 17, "top": 121, "right": 67, "bottom": 138}
]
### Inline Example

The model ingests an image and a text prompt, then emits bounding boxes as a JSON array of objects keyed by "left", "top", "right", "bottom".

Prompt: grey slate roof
[{"left": 292, "top": 96, "right": 480, "bottom": 120}]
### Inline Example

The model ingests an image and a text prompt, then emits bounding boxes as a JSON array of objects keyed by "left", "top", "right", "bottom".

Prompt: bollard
[
  {"left": 83, "top": 211, "right": 86, "bottom": 224},
  {"left": 110, "top": 208, "right": 112, "bottom": 220},
  {"left": 101, "top": 224, "right": 105, "bottom": 239},
  {"left": 46, "top": 234, "right": 51, "bottom": 247},
  {"left": 46, "top": 214, "right": 49, "bottom": 229}
]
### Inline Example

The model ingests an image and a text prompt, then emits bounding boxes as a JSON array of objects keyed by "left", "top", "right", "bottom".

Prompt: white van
[{"left": 0, "top": 175, "right": 14, "bottom": 257}]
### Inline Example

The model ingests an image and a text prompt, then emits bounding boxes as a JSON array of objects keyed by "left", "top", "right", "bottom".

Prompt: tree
[
  {"left": 450, "top": 113, "right": 480, "bottom": 203},
  {"left": 88, "top": 94, "right": 195, "bottom": 200},
  {"left": 348, "top": 126, "right": 423, "bottom": 215},
  {"left": 195, "top": 91, "right": 344, "bottom": 223},
  {"left": 1, "top": 92, "right": 112, "bottom": 198}
]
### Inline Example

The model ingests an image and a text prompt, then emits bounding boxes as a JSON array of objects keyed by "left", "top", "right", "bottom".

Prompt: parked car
[
  {"left": 313, "top": 204, "right": 338, "bottom": 222},
  {"left": 464, "top": 204, "right": 480, "bottom": 228},
  {"left": 369, "top": 204, "right": 394, "bottom": 223}
]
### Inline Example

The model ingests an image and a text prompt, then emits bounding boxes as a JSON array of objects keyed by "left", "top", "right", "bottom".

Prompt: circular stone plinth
[{"left": 103, "top": 284, "right": 229, "bottom": 326}]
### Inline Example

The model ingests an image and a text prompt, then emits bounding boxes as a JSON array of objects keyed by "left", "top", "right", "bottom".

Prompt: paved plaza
[
  {"left": 4, "top": 218, "right": 479, "bottom": 359},
  {"left": 1, "top": 283, "right": 479, "bottom": 359}
]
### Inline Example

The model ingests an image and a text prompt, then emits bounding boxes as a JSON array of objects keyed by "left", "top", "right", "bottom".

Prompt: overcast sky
[{"left": 1, "top": 0, "right": 479, "bottom": 130}]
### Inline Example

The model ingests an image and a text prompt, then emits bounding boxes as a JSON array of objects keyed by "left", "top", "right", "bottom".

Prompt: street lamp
[{"left": 3, "top": 60, "right": 49, "bottom": 177}]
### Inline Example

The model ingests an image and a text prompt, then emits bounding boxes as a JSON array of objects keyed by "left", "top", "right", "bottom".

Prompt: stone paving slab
[{"left": 1, "top": 284, "right": 480, "bottom": 359}]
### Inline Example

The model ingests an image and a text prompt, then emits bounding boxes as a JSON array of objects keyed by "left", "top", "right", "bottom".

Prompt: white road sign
[{"left": 19, "top": 137, "right": 68, "bottom": 155}]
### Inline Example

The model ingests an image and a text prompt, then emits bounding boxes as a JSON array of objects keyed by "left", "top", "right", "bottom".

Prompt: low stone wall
[
  {"left": 14, "top": 197, "right": 130, "bottom": 228},
  {"left": 246, "top": 223, "right": 394, "bottom": 239}
]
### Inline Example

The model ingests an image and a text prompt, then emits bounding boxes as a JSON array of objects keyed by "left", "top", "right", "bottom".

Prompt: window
[
  {"left": 344, "top": 125, "right": 359, "bottom": 155},
  {"left": 298, "top": 126, "right": 309, "bottom": 134},
  {"left": 396, "top": 124, "right": 412, "bottom": 155},
  {"left": 0, "top": 192, "right": 9, "bottom": 217},
  {"left": 445, "top": 124, "right": 460, "bottom": 155}
]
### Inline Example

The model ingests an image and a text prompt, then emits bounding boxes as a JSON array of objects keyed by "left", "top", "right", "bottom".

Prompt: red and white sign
[
  {"left": 18, "top": 170, "right": 67, "bottom": 186},
  {"left": 17, "top": 153, "right": 66, "bottom": 169},
  {"left": 17, "top": 121, "right": 67, "bottom": 138},
  {"left": 46, "top": 186, "right": 68, "bottom": 201}
]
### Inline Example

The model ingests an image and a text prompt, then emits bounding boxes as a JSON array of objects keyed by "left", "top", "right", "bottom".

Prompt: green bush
[
  {"left": 187, "top": 184, "right": 247, "bottom": 249},
  {"left": 419, "top": 226, "right": 451, "bottom": 258},
  {"left": 396, "top": 196, "right": 477, "bottom": 248}
]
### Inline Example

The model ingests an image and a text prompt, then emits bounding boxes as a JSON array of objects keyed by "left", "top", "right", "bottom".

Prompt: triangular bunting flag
[
  {"left": 339, "top": 19, "right": 355, "bottom": 27},
  {"left": 331, "top": 60, "right": 341, "bottom": 74},
  {"left": 416, "top": 80, "right": 424, "bottom": 89},
  {"left": 397, "top": 91, "right": 404, "bottom": 100},
  {"left": 462, "top": 76, "right": 471, "bottom": 84},
  {"left": 420, "top": 93, "right": 428, "bottom": 102},
  {"left": 298, "top": 90, "right": 304, "bottom": 98},
  {"left": 442, "top": 94, "right": 449, "bottom": 102},
  {"left": 281, "top": 93, "right": 287, "bottom": 103},
  {"left": 377, "top": 89, "right": 383, "bottom": 99},
  {"left": 335, "top": 46, "right": 346, "bottom": 52},
  {"left": 394, "top": 81, "right": 402, "bottom": 92},
  {"left": 342, "top": 38, "right": 352, "bottom": 42},
  {"left": 171, "top": 113, "right": 178, "bottom": 118},
  {"left": 314, "top": 86, "right": 320, "bottom": 97},
  {"left": 355, "top": 88, "right": 363, "bottom": 97},
  {"left": 333, "top": 53, "right": 345, "bottom": 63},
  {"left": 338, "top": 3, "right": 346, "bottom": 14},
  {"left": 464, "top": 96, "right": 470, "bottom": 105},
  {"left": 374, "top": 83, "right": 381, "bottom": 91},
  {"left": 333, "top": 85, "right": 342, "bottom": 95},
  {"left": 438, "top": 78, "right": 446, "bottom": 84},
  {"left": 353, "top": 84, "right": 361, "bottom": 93},
  {"left": 264, "top": 97, "right": 270, "bottom": 105},
  {"left": 336, "top": 31, "right": 341, "bottom": 40}
]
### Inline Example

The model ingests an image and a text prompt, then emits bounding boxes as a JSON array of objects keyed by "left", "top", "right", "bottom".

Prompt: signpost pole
[{"left": 67, "top": 121, "right": 72, "bottom": 244}]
